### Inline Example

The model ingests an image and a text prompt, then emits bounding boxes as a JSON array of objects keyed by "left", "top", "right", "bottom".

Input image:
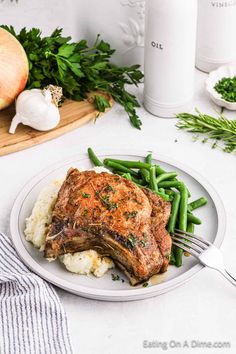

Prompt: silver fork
[{"left": 172, "top": 229, "right": 236, "bottom": 287}]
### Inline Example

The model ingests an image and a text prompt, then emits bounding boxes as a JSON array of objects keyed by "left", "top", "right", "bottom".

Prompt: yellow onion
[{"left": 0, "top": 28, "right": 29, "bottom": 110}]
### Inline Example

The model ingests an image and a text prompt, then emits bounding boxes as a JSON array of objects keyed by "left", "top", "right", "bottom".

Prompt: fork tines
[{"left": 171, "top": 229, "right": 211, "bottom": 258}]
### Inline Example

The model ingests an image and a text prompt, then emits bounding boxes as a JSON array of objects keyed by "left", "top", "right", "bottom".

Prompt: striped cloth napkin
[{"left": 0, "top": 232, "right": 73, "bottom": 354}]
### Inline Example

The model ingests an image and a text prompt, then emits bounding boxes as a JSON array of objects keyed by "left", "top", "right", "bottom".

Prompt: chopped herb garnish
[
  {"left": 142, "top": 282, "right": 149, "bottom": 288},
  {"left": 96, "top": 192, "right": 118, "bottom": 211},
  {"left": 107, "top": 202, "right": 118, "bottom": 211},
  {"left": 123, "top": 211, "right": 138, "bottom": 220},
  {"left": 111, "top": 273, "right": 120, "bottom": 281},
  {"left": 83, "top": 208, "right": 88, "bottom": 216},
  {"left": 127, "top": 234, "right": 137, "bottom": 248},
  {"left": 104, "top": 184, "right": 115, "bottom": 193},
  {"left": 101, "top": 194, "right": 109, "bottom": 202},
  {"left": 82, "top": 192, "right": 91, "bottom": 198},
  {"left": 214, "top": 76, "right": 236, "bottom": 102},
  {"left": 140, "top": 240, "right": 148, "bottom": 247},
  {"left": 132, "top": 198, "right": 142, "bottom": 206}
]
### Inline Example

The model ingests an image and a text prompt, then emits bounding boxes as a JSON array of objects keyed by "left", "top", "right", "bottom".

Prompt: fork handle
[{"left": 219, "top": 269, "right": 236, "bottom": 287}]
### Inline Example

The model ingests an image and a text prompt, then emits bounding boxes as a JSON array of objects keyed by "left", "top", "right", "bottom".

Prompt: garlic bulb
[{"left": 9, "top": 88, "right": 61, "bottom": 134}]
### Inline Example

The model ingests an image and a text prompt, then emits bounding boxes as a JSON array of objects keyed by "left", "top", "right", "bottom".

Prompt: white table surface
[{"left": 1, "top": 70, "right": 236, "bottom": 354}]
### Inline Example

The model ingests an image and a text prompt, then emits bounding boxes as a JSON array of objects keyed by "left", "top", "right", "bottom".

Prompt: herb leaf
[
  {"left": 111, "top": 273, "right": 120, "bottom": 281},
  {"left": 127, "top": 234, "right": 137, "bottom": 249},
  {"left": 123, "top": 211, "right": 138, "bottom": 220},
  {"left": 82, "top": 192, "right": 91, "bottom": 198},
  {"left": 94, "top": 95, "right": 111, "bottom": 113}
]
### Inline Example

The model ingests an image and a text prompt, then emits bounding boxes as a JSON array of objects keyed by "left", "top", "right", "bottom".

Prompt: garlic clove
[
  {"left": 44, "top": 89, "right": 53, "bottom": 104},
  {"left": 9, "top": 87, "right": 61, "bottom": 134},
  {"left": 9, "top": 113, "right": 22, "bottom": 134},
  {"left": 36, "top": 107, "right": 60, "bottom": 131}
]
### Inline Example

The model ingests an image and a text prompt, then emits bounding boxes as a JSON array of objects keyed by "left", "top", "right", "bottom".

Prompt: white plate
[{"left": 10, "top": 152, "right": 226, "bottom": 301}]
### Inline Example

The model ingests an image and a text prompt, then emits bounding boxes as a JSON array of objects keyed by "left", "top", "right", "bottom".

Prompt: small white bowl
[{"left": 205, "top": 62, "right": 236, "bottom": 110}]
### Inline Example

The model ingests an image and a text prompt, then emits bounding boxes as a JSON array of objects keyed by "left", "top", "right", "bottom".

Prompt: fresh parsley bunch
[{"left": 2, "top": 26, "right": 143, "bottom": 129}]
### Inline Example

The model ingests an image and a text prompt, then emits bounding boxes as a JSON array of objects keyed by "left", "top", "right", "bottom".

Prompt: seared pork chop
[{"left": 44, "top": 169, "right": 171, "bottom": 284}]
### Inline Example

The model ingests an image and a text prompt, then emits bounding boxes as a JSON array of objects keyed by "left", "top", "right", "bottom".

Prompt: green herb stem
[{"left": 176, "top": 109, "right": 236, "bottom": 153}]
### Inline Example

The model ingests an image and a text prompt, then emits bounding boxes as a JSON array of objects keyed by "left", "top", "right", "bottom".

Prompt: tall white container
[
  {"left": 144, "top": 0, "right": 198, "bottom": 118},
  {"left": 196, "top": 0, "right": 236, "bottom": 73}
]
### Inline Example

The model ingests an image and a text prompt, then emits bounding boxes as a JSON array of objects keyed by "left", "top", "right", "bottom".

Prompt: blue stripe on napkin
[{"left": 0, "top": 233, "right": 73, "bottom": 354}]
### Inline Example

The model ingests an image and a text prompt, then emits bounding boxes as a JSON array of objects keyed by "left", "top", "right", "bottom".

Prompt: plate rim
[{"left": 10, "top": 150, "right": 226, "bottom": 301}]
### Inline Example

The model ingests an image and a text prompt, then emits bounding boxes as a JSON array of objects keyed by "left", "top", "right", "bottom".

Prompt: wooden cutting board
[{"left": 0, "top": 93, "right": 113, "bottom": 156}]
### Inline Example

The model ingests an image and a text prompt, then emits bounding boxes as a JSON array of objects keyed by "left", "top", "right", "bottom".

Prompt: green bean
[
  {"left": 174, "top": 246, "right": 183, "bottom": 267},
  {"left": 103, "top": 158, "right": 150, "bottom": 170},
  {"left": 168, "top": 195, "right": 174, "bottom": 202},
  {"left": 156, "top": 165, "right": 166, "bottom": 175},
  {"left": 145, "top": 153, "right": 152, "bottom": 164},
  {"left": 169, "top": 251, "right": 176, "bottom": 265},
  {"left": 179, "top": 184, "right": 188, "bottom": 231},
  {"left": 165, "top": 190, "right": 175, "bottom": 201},
  {"left": 174, "top": 184, "right": 189, "bottom": 267},
  {"left": 149, "top": 166, "right": 158, "bottom": 192},
  {"left": 187, "top": 222, "right": 195, "bottom": 234},
  {"left": 156, "top": 172, "right": 178, "bottom": 185},
  {"left": 87, "top": 148, "right": 103, "bottom": 167},
  {"left": 167, "top": 193, "right": 181, "bottom": 233},
  {"left": 104, "top": 160, "right": 138, "bottom": 176},
  {"left": 122, "top": 173, "right": 132, "bottom": 181},
  {"left": 188, "top": 197, "right": 208, "bottom": 212},
  {"left": 140, "top": 169, "right": 150, "bottom": 183},
  {"left": 158, "top": 181, "right": 183, "bottom": 189},
  {"left": 155, "top": 191, "right": 170, "bottom": 201},
  {"left": 159, "top": 188, "right": 171, "bottom": 200},
  {"left": 187, "top": 213, "right": 202, "bottom": 225},
  {"left": 121, "top": 173, "right": 146, "bottom": 188},
  {"left": 131, "top": 177, "right": 147, "bottom": 186},
  {"left": 165, "top": 189, "right": 175, "bottom": 196},
  {"left": 182, "top": 223, "right": 195, "bottom": 258},
  {"left": 158, "top": 180, "right": 191, "bottom": 197},
  {"left": 118, "top": 172, "right": 145, "bottom": 185}
]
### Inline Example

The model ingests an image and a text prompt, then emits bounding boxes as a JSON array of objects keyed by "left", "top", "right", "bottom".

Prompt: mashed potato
[
  {"left": 60, "top": 251, "right": 114, "bottom": 277},
  {"left": 24, "top": 166, "right": 114, "bottom": 277},
  {"left": 24, "top": 179, "right": 63, "bottom": 249}
]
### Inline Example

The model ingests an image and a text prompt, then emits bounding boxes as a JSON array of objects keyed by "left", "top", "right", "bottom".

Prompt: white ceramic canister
[
  {"left": 144, "top": 0, "right": 198, "bottom": 118},
  {"left": 196, "top": 0, "right": 236, "bottom": 73}
]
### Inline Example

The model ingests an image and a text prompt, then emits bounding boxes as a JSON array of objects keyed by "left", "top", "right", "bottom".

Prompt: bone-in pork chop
[{"left": 44, "top": 169, "right": 171, "bottom": 284}]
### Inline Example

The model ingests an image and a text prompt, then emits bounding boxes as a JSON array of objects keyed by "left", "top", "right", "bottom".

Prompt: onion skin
[{"left": 0, "top": 28, "right": 29, "bottom": 110}]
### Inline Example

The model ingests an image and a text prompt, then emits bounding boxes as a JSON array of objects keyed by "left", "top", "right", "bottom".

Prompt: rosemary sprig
[{"left": 176, "top": 109, "right": 236, "bottom": 153}]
